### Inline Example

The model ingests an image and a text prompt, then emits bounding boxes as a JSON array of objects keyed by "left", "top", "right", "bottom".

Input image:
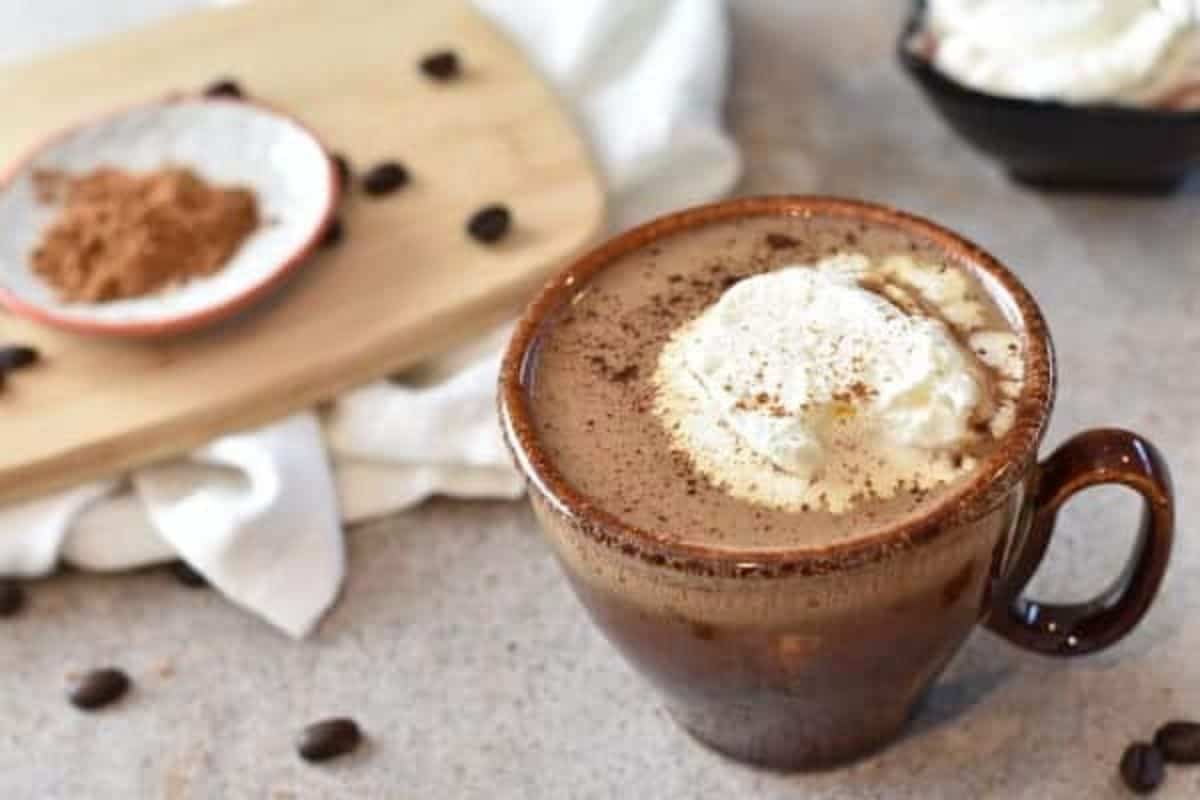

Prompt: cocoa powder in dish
[{"left": 31, "top": 166, "right": 259, "bottom": 303}]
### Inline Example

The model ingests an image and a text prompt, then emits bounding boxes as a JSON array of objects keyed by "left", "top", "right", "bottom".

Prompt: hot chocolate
[
  {"left": 502, "top": 197, "right": 1172, "bottom": 770},
  {"left": 524, "top": 211, "right": 1023, "bottom": 548}
]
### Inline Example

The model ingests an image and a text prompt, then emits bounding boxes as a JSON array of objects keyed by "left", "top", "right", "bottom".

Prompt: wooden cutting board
[{"left": 0, "top": 0, "right": 604, "bottom": 504}]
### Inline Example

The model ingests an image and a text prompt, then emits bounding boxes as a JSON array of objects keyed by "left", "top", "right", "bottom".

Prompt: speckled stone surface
[{"left": 2, "top": 1, "right": 1199, "bottom": 798}]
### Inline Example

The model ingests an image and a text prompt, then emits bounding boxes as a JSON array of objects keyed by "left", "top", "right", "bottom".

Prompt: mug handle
[{"left": 985, "top": 428, "right": 1174, "bottom": 656}]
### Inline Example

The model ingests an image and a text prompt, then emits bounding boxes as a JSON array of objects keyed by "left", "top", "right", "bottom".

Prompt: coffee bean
[
  {"left": 1120, "top": 742, "right": 1165, "bottom": 795},
  {"left": 0, "top": 581, "right": 24, "bottom": 617},
  {"left": 466, "top": 204, "right": 511, "bottom": 244},
  {"left": 330, "top": 153, "right": 352, "bottom": 190},
  {"left": 362, "top": 162, "right": 410, "bottom": 196},
  {"left": 169, "top": 560, "right": 207, "bottom": 589},
  {"left": 320, "top": 217, "right": 344, "bottom": 249},
  {"left": 1155, "top": 721, "right": 1200, "bottom": 764},
  {"left": 297, "top": 717, "right": 363, "bottom": 762},
  {"left": 204, "top": 78, "right": 244, "bottom": 99},
  {"left": 419, "top": 50, "right": 461, "bottom": 81},
  {"left": 68, "top": 668, "right": 131, "bottom": 711},
  {"left": 0, "top": 345, "right": 39, "bottom": 371}
]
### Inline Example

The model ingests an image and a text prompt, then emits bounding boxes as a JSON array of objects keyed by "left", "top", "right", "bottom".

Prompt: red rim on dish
[{"left": 0, "top": 95, "right": 340, "bottom": 337}]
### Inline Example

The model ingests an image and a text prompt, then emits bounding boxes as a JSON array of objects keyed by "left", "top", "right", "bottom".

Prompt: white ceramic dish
[{"left": 0, "top": 97, "right": 338, "bottom": 336}]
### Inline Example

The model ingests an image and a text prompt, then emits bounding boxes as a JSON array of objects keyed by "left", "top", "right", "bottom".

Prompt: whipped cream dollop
[
  {"left": 653, "top": 254, "right": 1020, "bottom": 513},
  {"left": 922, "top": 0, "right": 1200, "bottom": 106}
]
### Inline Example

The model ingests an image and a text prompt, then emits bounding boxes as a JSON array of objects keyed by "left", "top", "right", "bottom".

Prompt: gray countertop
[{"left": 2, "top": 1, "right": 1199, "bottom": 797}]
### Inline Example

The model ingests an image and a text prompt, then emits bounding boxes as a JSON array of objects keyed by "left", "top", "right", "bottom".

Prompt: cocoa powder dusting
[{"left": 31, "top": 166, "right": 259, "bottom": 302}]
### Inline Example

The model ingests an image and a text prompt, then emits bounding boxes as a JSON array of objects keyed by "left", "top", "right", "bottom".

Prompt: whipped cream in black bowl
[{"left": 898, "top": 0, "right": 1200, "bottom": 192}]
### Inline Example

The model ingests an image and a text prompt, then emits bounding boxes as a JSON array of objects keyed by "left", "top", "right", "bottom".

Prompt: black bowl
[{"left": 898, "top": 2, "right": 1200, "bottom": 192}]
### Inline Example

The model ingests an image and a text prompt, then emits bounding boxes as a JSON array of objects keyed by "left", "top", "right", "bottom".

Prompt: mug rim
[{"left": 499, "top": 195, "right": 1056, "bottom": 578}]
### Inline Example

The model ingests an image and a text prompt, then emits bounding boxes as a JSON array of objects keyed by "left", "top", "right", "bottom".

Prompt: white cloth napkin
[{"left": 0, "top": 0, "right": 740, "bottom": 636}]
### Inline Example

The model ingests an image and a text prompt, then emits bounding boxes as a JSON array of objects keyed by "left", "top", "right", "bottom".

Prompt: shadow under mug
[{"left": 499, "top": 196, "right": 1174, "bottom": 770}]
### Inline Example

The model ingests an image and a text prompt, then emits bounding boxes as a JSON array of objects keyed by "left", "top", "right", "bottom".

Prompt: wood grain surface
[{"left": 0, "top": 0, "right": 604, "bottom": 504}]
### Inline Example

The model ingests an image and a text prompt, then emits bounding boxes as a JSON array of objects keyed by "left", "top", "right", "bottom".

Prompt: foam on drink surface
[
  {"left": 526, "top": 216, "right": 1025, "bottom": 548},
  {"left": 652, "top": 253, "right": 1021, "bottom": 513}
]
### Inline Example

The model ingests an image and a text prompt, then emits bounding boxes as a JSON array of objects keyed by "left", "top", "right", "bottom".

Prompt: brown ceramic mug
[{"left": 498, "top": 197, "right": 1174, "bottom": 770}]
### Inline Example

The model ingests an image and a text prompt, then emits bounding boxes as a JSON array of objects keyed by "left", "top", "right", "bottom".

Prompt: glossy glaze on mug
[
  {"left": 499, "top": 197, "right": 1172, "bottom": 770},
  {"left": 531, "top": 482, "right": 1027, "bottom": 767}
]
